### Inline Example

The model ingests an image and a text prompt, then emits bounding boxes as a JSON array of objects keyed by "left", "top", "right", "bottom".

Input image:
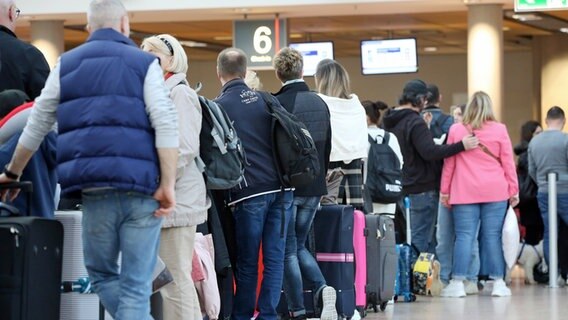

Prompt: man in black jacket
[
  {"left": 273, "top": 47, "right": 337, "bottom": 320},
  {"left": 383, "top": 79, "right": 478, "bottom": 254},
  {"left": 214, "top": 47, "right": 293, "bottom": 320},
  {"left": 0, "top": 0, "right": 50, "bottom": 99}
]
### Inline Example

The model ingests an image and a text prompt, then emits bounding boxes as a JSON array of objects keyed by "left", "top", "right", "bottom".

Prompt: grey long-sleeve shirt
[
  {"left": 20, "top": 59, "right": 179, "bottom": 151},
  {"left": 528, "top": 129, "right": 568, "bottom": 194}
]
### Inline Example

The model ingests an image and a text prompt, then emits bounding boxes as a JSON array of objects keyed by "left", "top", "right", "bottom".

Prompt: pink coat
[{"left": 440, "top": 121, "right": 518, "bottom": 205}]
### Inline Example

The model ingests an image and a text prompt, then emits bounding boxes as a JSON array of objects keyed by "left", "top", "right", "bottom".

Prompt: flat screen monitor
[
  {"left": 289, "top": 41, "right": 334, "bottom": 76},
  {"left": 360, "top": 38, "right": 418, "bottom": 75}
]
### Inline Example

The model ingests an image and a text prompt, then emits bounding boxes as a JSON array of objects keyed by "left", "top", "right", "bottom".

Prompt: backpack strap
[{"left": 382, "top": 131, "right": 390, "bottom": 145}]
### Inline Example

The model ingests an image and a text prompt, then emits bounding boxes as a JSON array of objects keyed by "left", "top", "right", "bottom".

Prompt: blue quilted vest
[{"left": 57, "top": 28, "right": 159, "bottom": 196}]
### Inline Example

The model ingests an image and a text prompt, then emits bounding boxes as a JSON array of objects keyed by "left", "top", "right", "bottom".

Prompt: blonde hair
[
  {"left": 462, "top": 91, "right": 496, "bottom": 129},
  {"left": 314, "top": 59, "right": 351, "bottom": 99},
  {"left": 273, "top": 47, "right": 303, "bottom": 82},
  {"left": 140, "top": 34, "right": 188, "bottom": 74},
  {"left": 87, "top": 0, "right": 126, "bottom": 31},
  {"left": 244, "top": 70, "right": 262, "bottom": 90}
]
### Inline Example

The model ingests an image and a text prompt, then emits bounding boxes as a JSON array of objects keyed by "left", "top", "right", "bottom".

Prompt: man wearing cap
[{"left": 382, "top": 79, "right": 478, "bottom": 254}]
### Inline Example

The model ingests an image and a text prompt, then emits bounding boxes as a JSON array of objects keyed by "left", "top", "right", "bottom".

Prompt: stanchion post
[{"left": 548, "top": 172, "right": 559, "bottom": 288}]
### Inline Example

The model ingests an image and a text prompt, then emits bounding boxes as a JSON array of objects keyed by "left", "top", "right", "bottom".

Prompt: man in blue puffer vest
[{"left": 0, "top": 1, "right": 179, "bottom": 318}]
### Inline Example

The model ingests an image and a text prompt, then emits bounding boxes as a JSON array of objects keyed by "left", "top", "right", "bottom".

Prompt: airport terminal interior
[{"left": 13, "top": 0, "right": 568, "bottom": 319}]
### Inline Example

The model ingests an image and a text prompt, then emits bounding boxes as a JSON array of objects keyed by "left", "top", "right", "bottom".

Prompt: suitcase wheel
[{"left": 379, "top": 302, "right": 388, "bottom": 311}]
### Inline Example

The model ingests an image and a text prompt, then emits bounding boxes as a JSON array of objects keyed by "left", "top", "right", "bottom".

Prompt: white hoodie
[{"left": 318, "top": 93, "right": 368, "bottom": 162}]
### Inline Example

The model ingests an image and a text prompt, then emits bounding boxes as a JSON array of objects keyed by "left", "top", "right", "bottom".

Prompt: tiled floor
[{"left": 363, "top": 277, "right": 566, "bottom": 320}]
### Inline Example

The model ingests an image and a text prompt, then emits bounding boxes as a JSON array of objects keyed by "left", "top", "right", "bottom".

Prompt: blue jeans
[
  {"left": 452, "top": 201, "right": 507, "bottom": 280},
  {"left": 436, "top": 203, "right": 480, "bottom": 283},
  {"left": 283, "top": 196, "right": 326, "bottom": 317},
  {"left": 82, "top": 189, "right": 162, "bottom": 320},
  {"left": 232, "top": 191, "right": 293, "bottom": 320},
  {"left": 408, "top": 191, "right": 439, "bottom": 253},
  {"left": 537, "top": 193, "right": 568, "bottom": 265}
]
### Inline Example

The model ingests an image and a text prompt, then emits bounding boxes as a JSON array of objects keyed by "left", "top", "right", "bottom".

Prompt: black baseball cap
[{"left": 402, "top": 79, "right": 428, "bottom": 99}]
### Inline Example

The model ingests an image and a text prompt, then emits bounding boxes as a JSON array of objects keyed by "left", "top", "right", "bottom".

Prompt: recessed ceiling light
[
  {"left": 179, "top": 40, "right": 207, "bottom": 48},
  {"left": 234, "top": 8, "right": 250, "bottom": 13},
  {"left": 424, "top": 47, "right": 437, "bottom": 52},
  {"left": 213, "top": 36, "right": 233, "bottom": 41},
  {"left": 502, "top": 26, "right": 510, "bottom": 31},
  {"left": 560, "top": 28, "right": 568, "bottom": 33},
  {"left": 289, "top": 33, "right": 303, "bottom": 39},
  {"left": 511, "top": 13, "right": 542, "bottom": 22}
]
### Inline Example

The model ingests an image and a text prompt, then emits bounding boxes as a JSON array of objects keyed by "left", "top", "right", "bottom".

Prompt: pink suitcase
[{"left": 353, "top": 209, "right": 367, "bottom": 312}]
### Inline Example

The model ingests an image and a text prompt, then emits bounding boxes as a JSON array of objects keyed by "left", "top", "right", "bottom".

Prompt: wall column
[
  {"left": 30, "top": 20, "right": 65, "bottom": 69},
  {"left": 467, "top": 3, "right": 504, "bottom": 120},
  {"left": 536, "top": 34, "right": 568, "bottom": 126}
]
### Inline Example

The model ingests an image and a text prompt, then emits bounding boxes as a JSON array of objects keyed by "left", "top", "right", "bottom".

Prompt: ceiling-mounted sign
[
  {"left": 515, "top": 0, "right": 568, "bottom": 12},
  {"left": 233, "top": 19, "right": 288, "bottom": 70}
]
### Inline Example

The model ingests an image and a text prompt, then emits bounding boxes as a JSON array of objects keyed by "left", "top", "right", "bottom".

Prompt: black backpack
[
  {"left": 365, "top": 132, "right": 403, "bottom": 203},
  {"left": 197, "top": 96, "right": 247, "bottom": 190},
  {"left": 428, "top": 112, "right": 452, "bottom": 144},
  {"left": 258, "top": 91, "right": 320, "bottom": 188}
]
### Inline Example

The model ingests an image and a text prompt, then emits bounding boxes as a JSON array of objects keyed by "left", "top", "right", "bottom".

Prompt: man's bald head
[
  {"left": 0, "top": 0, "right": 18, "bottom": 32},
  {"left": 216, "top": 48, "right": 247, "bottom": 80}
]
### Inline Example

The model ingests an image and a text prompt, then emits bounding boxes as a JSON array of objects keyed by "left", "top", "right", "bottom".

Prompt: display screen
[
  {"left": 361, "top": 38, "right": 418, "bottom": 75},
  {"left": 289, "top": 42, "right": 334, "bottom": 76}
]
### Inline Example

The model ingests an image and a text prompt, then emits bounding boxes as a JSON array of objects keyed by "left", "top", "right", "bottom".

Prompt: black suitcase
[
  {"left": 0, "top": 181, "right": 63, "bottom": 320},
  {"left": 364, "top": 214, "right": 397, "bottom": 312},
  {"left": 313, "top": 205, "right": 355, "bottom": 319},
  {"left": 0, "top": 216, "right": 63, "bottom": 320}
]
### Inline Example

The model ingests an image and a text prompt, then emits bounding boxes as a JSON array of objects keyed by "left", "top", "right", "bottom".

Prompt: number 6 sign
[{"left": 234, "top": 19, "right": 288, "bottom": 70}]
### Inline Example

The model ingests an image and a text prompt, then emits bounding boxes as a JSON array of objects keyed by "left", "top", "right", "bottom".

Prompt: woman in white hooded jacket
[
  {"left": 315, "top": 59, "right": 368, "bottom": 210},
  {"left": 142, "top": 34, "right": 210, "bottom": 320}
]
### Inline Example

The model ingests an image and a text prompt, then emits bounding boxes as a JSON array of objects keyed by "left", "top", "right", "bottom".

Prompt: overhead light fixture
[
  {"left": 213, "top": 36, "right": 233, "bottom": 41},
  {"left": 502, "top": 26, "right": 511, "bottom": 31},
  {"left": 560, "top": 27, "right": 568, "bottom": 33},
  {"left": 179, "top": 40, "right": 207, "bottom": 48},
  {"left": 424, "top": 47, "right": 437, "bottom": 52},
  {"left": 234, "top": 8, "right": 250, "bottom": 13},
  {"left": 511, "top": 13, "right": 542, "bottom": 22},
  {"left": 504, "top": 10, "right": 568, "bottom": 34},
  {"left": 289, "top": 33, "right": 303, "bottom": 39}
]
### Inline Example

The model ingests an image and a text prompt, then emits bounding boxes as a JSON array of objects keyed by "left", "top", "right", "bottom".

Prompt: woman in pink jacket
[{"left": 440, "top": 91, "right": 519, "bottom": 298}]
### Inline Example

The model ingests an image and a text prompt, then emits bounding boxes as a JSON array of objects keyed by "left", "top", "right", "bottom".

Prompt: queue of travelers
[{"left": 1, "top": 1, "right": 566, "bottom": 320}]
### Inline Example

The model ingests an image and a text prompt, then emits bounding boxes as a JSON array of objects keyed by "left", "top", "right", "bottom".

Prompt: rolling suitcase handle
[
  {"left": 0, "top": 181, "right": 33, "bottom": 216},
  {"left": 404, "top": 196, "right": 411, "bottom": 245}
]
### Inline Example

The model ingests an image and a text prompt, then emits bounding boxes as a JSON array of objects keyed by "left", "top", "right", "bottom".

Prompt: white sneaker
[
  {"left": 558, "top": 275, "right": 567, "bottom": 288},
  {"left": 320, "top": 286, "right": 338, "bottom": 320},
  {"left": 440, "top": 279, "right": 466, "bottom": 298},
  {"left": 350, "top": 309, "right": 361, "bottom": 320},
  {"left": 491, "top": 279, "right": 512, "bottom": 297},
  {"left": 464, "top": 280, "right": 479, "bottom": 295}
]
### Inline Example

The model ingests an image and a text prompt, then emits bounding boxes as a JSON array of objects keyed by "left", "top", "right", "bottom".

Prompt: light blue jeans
[
  {"left": 436, "top": 203, "right": 480, "bottom": 283},
  {"left": 452, "top": 201, "right": 507, "bottom": 280},
  {"left": 408, "top": 191, "right": 439, "bottom": 253},
  {"left": 283, "top": 196, "right": 326, "bottom": 317},
  {"left": 82, "top": 189, "right": 162, "bottom": 320},
  {"left": 537, "top": 193, "right": 568, "bottom": 265},
  {"left": 232, "top": 191, "right": 293, "bottom": 320}
]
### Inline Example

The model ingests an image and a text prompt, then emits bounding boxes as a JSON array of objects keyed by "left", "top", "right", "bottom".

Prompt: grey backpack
[{"left": 197, "top": 96, "right": 246, "bottom": 190}]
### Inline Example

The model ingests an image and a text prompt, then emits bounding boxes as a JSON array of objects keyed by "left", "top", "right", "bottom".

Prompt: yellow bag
[{"left": 412, "top": 252, "right": 435, "bottom": 295}]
